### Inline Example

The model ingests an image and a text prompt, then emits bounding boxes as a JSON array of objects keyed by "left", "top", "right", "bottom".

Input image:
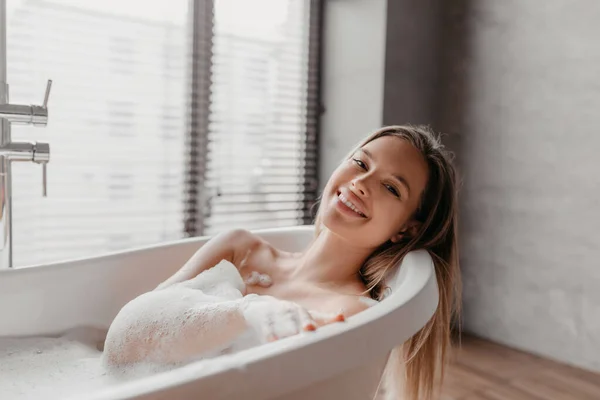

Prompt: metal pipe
[
  {"left": 0, "top": 0, "right": 12, "bottom": 268},
  {"left": 0, "top": 1, "right": 52, "bottom": 268},
  {"left": 0, "top": 0, "right": 6, "bottom": 83}
]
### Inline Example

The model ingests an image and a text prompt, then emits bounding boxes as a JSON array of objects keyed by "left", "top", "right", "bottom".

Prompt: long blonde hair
[{"left": 314, "top": 125, "right": 461, "bottom": 400}]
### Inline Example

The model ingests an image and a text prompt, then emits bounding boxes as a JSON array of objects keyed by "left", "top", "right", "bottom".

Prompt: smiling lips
[{"left": 337, "top": 191, "right": 367, "bottom": 218}]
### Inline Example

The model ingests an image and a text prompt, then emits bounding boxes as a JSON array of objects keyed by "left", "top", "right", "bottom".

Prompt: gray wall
[
  {"left": 318, "top": 0, "right": 387, "bottom": 190},
  {"left": 382, "top": 0, "right": 443, "bottom": 126},
  {"left": 455, "top": 1, "right": 600, "bottom": 372},
  {"left": 320, "top": 0, "right": 600, "bottom": 372}
]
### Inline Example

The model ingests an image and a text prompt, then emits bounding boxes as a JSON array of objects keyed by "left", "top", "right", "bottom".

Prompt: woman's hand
[{"left": 241, "top": 296, "right": 345, "bottom": 343}]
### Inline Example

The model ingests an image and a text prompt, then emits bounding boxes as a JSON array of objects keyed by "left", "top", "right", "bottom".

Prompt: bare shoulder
[
  {"left": 214, "top": 229, "right": 270, "bottom": 264},
  {"left": 156, "top": 228, "right": 270, "bottom": 289},
  {"left": 215, "top": 228, "right": 261, "bottom": 247}
]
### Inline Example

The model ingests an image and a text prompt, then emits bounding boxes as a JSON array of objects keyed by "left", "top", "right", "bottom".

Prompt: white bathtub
[{"left": 0, "top": 225, "right": 438, "bottom": 400}]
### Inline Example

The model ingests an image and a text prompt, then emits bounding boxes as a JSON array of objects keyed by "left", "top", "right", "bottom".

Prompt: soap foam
[
  {"left": 102, "top": 260, "right": 252, "bottom": 367},
  {"left": 0, "top": 327, "right": 167, "bottom": 400},
  {"left": 0, "top": 260, "right": 323, "bottom": 399},
  {"left": 0, "top": 261, "right": 249, "bottom": 399}
]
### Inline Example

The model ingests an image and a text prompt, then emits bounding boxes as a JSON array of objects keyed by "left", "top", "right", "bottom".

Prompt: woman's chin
[
  {"left": 322, "top": 211, "right": 365, "bottom": 235},
  {"left": 321, "top": 217, "right": 383, "bottom": 249}
]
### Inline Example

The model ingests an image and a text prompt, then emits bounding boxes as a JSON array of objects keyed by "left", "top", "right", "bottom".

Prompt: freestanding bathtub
[{"left": 0, "top": 225, "right": 438, "bottom": 400}]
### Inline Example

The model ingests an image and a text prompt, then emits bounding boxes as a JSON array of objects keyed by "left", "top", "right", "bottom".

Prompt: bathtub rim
[
  {"left": 82, "top": 247, "right": 438, "bottom": 399},
  {"left": 1, "top": 225, "right": 316, "bottom": 274},
  {"left": 1, "top": 224, "right": 438, "bottom": 400}
]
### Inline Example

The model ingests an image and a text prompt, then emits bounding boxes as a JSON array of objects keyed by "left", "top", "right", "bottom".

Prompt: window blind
[
  {"left": 7, "top": 0, "right": 190, "bottom": 266},
  {"left": 185, "top": 0, "right": 322, "bottom": 236},
  {"left": 7, "top": 0, "right": 320, "bottom": 267}
]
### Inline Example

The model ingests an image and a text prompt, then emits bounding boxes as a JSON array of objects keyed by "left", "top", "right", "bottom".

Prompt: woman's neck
[{"left": 292, "top": 227, "right": 377, "bottom": 287}]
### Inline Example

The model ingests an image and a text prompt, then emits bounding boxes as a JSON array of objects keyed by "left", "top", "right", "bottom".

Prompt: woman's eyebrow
[{"left": 360, "top": 148, "right": 373, "bottom": 159}]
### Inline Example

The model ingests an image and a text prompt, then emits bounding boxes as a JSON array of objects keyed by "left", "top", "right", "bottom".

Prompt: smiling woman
[
  {"left": 313, "top": 125, "right": 461, "bottom": 399},
  {"left": 106, "top": 124, "right": 461, "bottom": 400}
]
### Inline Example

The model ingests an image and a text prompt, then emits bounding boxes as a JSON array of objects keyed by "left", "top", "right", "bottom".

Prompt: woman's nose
[{"left": 351, "top": 178, "right": 369, "bottom": 197}]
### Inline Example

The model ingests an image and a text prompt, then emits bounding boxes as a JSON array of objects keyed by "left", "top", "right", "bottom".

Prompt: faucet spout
[
  {"left": 0, "top": 80, "right": 51, "bottom": 126},
  {"left": 0, "top": 104, "right": 48, "bottom": 126},
  {"left": 0, "top": 141, "right": 50, "bottom": 162}
]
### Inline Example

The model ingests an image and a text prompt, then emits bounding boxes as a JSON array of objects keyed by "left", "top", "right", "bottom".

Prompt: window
[
  {"left": 158, "top": 173, "right": 180, "bottom": 201},
  {"left": 108, "top": 101, "right": 135, "bottom": 137},
  {"left": 7, "top": 0, "right": 189, "bottom": 266},
  {"left": 109, "top": 36, "right": 136, "bottom": 75},
  {"left": 106, "top": 234, "right": 134, "bottom": 251},
  {"left": 186, "top": 0, "right": 321, "bottom": 236},
  {"left": 107, "top": 173, "right": 134, "bottom": 200},
  {"left": 160, "top": 106, "right": 182, "bottom": 140},
  {"left": 7, "top": 0, "right": 320, "bottom": 266}
]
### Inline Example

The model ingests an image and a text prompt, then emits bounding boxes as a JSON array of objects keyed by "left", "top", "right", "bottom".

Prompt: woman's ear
[
  {"left": 389, "top": 232, "right": 403, "bottom": 243},
  {"left": 390, "top": 221, "right": 421, "bottom": 243}
]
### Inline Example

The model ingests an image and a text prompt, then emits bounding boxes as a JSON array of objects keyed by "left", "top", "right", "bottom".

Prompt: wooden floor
[{"left": 441, "top": 335, "right": 600, "bottom": 400}]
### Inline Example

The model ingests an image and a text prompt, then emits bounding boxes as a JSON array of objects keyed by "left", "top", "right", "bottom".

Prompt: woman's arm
[
  {"left": 155, "top": 229, "right": 260, "bottom": 290},
  {"left": 103, "top": 291, "right": 248, "bottom": 366},
  {"left": 102, "top": 291, "right": 348, "bottom": 367},
  {"left": 102, "top": 294, "right": 342, "bottom": 366}
]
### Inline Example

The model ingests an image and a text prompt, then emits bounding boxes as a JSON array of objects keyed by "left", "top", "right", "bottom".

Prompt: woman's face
[{"left": 320, "top": 136, "right": 430, "bottom": 249}]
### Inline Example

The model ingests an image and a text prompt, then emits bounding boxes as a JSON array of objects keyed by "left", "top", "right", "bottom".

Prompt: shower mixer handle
[
  {"left": 0, "top": 141, "right": 50, "bottom": 197},
  {"left": 42, "top": 79, "right": 52, "bottom": 108},
  {"left": 42, "top": 163, "right": 47, "bottom": 197},
  {"left": 33, "top": 142, "right": 49, "bottom": 197}
]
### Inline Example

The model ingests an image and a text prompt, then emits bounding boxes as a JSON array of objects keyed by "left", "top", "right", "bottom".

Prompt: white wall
[{"left": 318, "top": 0, "right": 387, "bottom": 190}]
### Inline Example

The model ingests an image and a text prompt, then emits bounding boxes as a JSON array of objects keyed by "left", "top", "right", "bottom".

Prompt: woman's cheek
[{"left": 376, "top": 207, "right": 404, "bottom": 235}]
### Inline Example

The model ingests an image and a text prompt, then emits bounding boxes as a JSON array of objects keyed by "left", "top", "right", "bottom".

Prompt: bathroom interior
[{"left": 1, "top": 0, "right": 599, "bottom": 399}]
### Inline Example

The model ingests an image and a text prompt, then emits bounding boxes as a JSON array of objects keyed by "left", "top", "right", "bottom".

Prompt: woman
[{"left": 103, "top": 125, "right": 461, "bottom": 400}]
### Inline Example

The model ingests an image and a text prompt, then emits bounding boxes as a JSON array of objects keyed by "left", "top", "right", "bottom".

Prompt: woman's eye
[
  {"left": 385, "top": 184, "right": 400, "bottom": 197},
  {"left": 352, "top": 158, "right": 367, "bottom": 170}
]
